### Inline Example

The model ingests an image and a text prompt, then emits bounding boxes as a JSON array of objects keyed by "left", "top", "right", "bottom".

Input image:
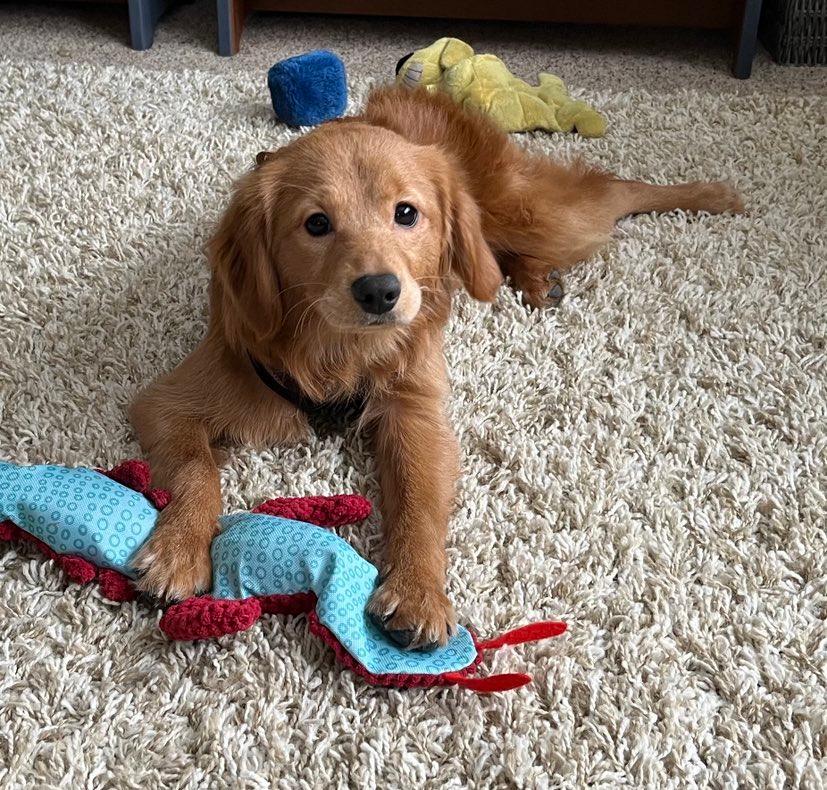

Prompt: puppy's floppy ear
[
  {"left": 209, "top": 164, "right": 283, "bottom": 353},
  {"left": 436, "top": 157, "right": 502, "bottom": 302}
]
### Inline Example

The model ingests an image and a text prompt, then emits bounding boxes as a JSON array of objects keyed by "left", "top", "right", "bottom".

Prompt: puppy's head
[{"left": 210, "top": 122, "right": 500, "bottom": 351}]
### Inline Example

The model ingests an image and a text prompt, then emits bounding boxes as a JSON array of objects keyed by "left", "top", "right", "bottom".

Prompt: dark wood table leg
[
  {"left": 733, "top": 0, "right": 764, "bottom": 78},
  {"left": 128, "top": 0, "right": 169, "bottom": 50},
  {"left": 217, "top": 0, "right": 247, "bottom": 55}
]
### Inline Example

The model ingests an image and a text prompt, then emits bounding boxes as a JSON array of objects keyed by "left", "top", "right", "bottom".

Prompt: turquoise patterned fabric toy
[{"left": 0, "top": 459, "right": 566, "bottom": 692}]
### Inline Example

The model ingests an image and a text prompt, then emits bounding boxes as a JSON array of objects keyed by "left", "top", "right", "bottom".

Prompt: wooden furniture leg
[
  {"left": 217, "top": 0, "right": 248, "bottom": 56},
  {"left": 128, "top": 0, "right": 169, "bottom": 50},
  {"left": 733, "top": 0, "right": 764, "bottom": 77}
]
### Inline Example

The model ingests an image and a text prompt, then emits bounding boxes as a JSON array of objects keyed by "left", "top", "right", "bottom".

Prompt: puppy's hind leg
[
  {"left": 607, "top": 179, "right": 745, "bottom": 219},
  {"left": 496, "top": 171, "right": 743, "bottom": 310}
]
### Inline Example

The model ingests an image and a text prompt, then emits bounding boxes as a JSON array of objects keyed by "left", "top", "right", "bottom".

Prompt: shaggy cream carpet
[{"left": 0, "top": 5, "right": 825, "bottom": 789}]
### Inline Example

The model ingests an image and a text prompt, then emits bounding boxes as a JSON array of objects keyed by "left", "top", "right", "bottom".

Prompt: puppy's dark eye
[
  {"left": 394, "top": 203, "right": 418, "bottom": 227},
  {"left": 305, "top": 213, "right": 332, "bottom": 237}
]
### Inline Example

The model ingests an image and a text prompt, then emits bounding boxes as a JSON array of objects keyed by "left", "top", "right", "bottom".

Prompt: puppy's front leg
[
  {"left": 129, "top": 393, "right": 222, "bottom": 600},
  {"left": 367, "top": 356, "right": 459, "bottom": 649},
  {"left": 129, "top": 340, "right": 308, "bottom": 600}
]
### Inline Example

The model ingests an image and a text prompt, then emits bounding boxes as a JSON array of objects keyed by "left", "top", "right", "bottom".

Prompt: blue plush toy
[{"left": 267, "top": 50, "right": 348, "bottom": 127}]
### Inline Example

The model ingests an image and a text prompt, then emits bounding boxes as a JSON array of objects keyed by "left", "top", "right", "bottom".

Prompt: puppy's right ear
[{"left": 209, "top": 166, "right": 283, "bottom": 354}]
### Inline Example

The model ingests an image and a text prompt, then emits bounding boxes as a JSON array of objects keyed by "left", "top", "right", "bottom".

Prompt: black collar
[
  {"left": 248, "top": 355, "right": 319, "bottom": 413},
  {"left": 248, "top": 354, "right": 368, "bottom": 418}
]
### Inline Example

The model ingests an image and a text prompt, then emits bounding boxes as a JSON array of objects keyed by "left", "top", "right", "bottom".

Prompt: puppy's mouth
[
  {"left": 315, "top": 303, "right": 411, "bottom": 333},
  {"left": 363, "top": 313, "right": 401, "bottom": 328},
  {"left": 346, "top": 312, "right": 410, "bottom": 333}
]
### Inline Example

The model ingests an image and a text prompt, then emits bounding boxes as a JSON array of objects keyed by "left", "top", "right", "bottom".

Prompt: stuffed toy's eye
[
  {"left": 395, "top": 53, "right": 414, "bottom": 75},
  {"left": 394, "top": 203, "right": 418, "bottom": 227},
  {"left": 305, "top": 213, "right": 332, "bottom": 236}
]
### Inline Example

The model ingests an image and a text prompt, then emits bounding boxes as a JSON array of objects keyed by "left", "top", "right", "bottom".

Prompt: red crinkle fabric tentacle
[
  {"left": 0, "top": 519, "right": 21, "bottom": 542},
  {"left": 160, "top": 595, "right": 264, "bottom": 640},
  {"left": 98, "top": 460, "right": 172, "bottom": 510},
  {"left": 476, "top": 621, "right": 568, "bottom": 651},
  {"left": 252, "top": 494, "right": 372, "bottom": 527},
  {"left": 440, "top": 672, "right": 533, "bottom": 692},
  {"left": 1, "top": 518, "right": 101, "bottom": 587},
  {"left": 98, "top": 569, "right": 138, "bottom": 601},
  {"left": 146, "top": 488, "right": 171, "bottom": 509},
  {"left": 160, "top": 592, "right": 321, "bottom": 641},
  {"left": 258, "top": 592, "right": 317, "bottom": 616},
  {"left": 98, "top": 459, "right": 153, "bottom": 493},
  {"left": 57, "top": 555, "right": 97, "bottom": 585},
  {"left": 12, "top": 527, "right": 62, "bottom": 562}
]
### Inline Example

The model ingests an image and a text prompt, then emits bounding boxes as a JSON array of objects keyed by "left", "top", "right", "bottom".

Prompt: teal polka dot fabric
[
  {"left": 0, "top": 460, "right": 476, "bottom": 676},
  {"left": 0, "top": 462, "right": 158, "bottom": 578},
  {"left": 212, "top": 513, "right": 476, "bottom": 676}
]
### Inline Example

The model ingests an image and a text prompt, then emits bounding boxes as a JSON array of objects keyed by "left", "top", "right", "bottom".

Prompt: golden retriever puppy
[{"left": 129, "top": 86, "right": 743, "bottom": 648}]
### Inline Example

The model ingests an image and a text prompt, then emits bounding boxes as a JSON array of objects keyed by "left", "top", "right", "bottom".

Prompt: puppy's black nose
[{"left": 350, "top": 274, "right": 401, "bottom": 315}]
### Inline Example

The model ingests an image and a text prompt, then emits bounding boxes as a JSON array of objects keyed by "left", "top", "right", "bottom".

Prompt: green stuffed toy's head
[{"left": 396, "top": 37, "right": 474, "bottom": 91}]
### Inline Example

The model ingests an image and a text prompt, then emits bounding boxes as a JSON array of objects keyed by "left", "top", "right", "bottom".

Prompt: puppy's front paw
[
  {"left": 133, "top": 509, "right": 215, "bottom": 601},
  {"left": 367, "top": 572, "right": 457, "bottom": 650}
]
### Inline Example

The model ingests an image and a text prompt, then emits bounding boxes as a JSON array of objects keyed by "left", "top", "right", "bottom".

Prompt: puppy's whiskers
[
  {"left": 296, "top": 297, "right": 325, "bottom": 337},
  {"left": 274, "top": 282, "right": 326, "bottom": 300},
  {"left": 281, "top": 295, "right": 314, "bottom": 324}
]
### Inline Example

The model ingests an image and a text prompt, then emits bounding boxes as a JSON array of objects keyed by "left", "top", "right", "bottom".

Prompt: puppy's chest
[
  {"left": 269, "top": 351, "right": 401, "bottom": 412},
  {"left": 282, "top": 335, "right": 411, "bottom": 404}
]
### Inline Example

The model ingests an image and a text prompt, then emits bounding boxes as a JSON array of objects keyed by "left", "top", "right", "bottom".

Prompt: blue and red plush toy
[{"left": 0, "top": 459, "right": 565, "bottom": 693}]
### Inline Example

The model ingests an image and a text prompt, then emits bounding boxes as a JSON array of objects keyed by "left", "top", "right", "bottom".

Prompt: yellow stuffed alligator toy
[{"left": 395, "top": 37, "right": 606, "bottom": 137}]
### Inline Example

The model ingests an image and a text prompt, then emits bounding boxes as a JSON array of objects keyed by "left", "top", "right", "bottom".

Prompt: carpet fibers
[{"left": 0, "top": 8, "right": 825, "bottom": 789}]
